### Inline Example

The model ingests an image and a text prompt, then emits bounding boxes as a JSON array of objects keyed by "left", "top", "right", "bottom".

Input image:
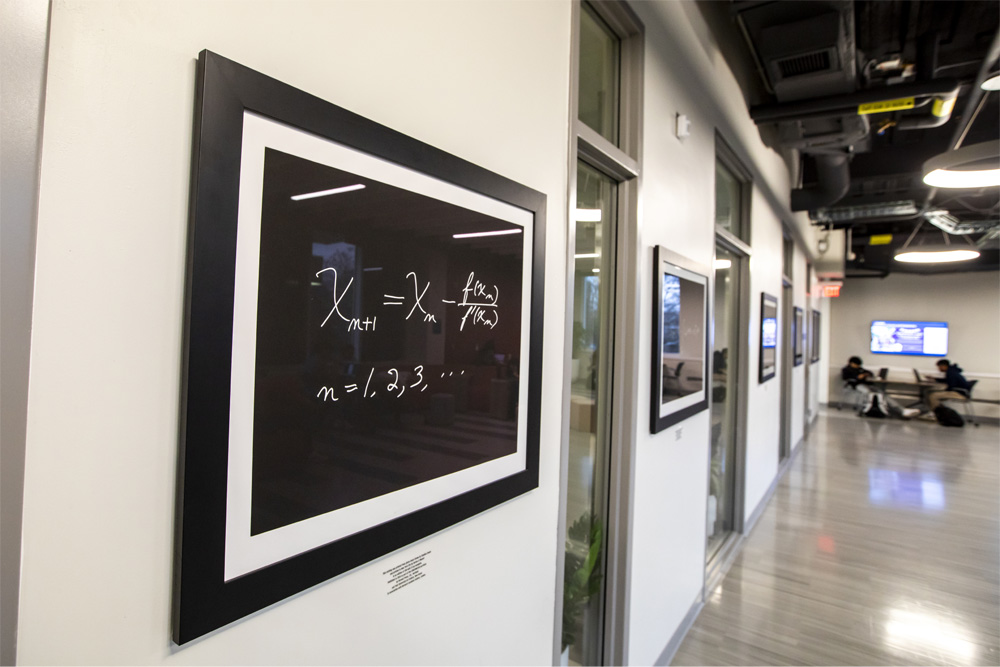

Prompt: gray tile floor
[{"left": 672, "top": 407, "right": 1000, "bottom": 666}]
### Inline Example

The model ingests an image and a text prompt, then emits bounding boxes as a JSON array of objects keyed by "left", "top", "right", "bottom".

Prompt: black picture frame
[
  {"left": 811, "top": 309, "right": 821, "bottom": 362},
  {"left": 793, "top": 306, "right": 804, "bottom": 366},
  {"left": 650, "top": 246, "right": 710, "bottom": 433},
  {"left": 759, "top": 292, "right": 778, "bottom": 383},
  {"left": 174, "top": 51, "right": 545, "bottom": 644}
]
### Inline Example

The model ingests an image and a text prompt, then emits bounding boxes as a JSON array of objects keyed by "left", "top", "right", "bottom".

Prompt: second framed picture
[
  {"left": 759, "top": 293, "right": 778, "bottom": 383},
  {"left": 651, "top": 246, "right": 710, "bottom": 433}
]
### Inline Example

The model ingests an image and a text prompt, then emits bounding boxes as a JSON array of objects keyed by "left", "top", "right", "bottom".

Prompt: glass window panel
[
  {"left": 563, "top": 160, "right": 616, "bottom": 664},
  {"left": 708, "top": 244, "right": 739, "bottom": 561},
  {"left": 715, "top": 161, "right": 743, "bottom": 238},
  {"left": 579, "top": 4, "right": 620, "bottom": 145}
]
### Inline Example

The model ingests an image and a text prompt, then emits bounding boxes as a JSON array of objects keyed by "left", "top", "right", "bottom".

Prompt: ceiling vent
[
  {"left": 739, "top": 3, "right": 856, "bottom": 102},
  {"left": 776, "top": 49, "right": 834, "bottom": 79}
]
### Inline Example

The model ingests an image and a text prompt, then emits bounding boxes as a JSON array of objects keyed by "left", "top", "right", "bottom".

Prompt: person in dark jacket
[
  {"left": 926, "top": 359, "right": 972, "bottom": 411},
  {"left": 841, "top": 356, "right": 873, "bottom": 388},
  {"left": 841, "top": 356, "right": 919, "bottom": 418}
]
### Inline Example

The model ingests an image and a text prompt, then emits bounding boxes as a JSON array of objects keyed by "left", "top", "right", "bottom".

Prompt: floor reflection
[
  {"left": 868, "top": 469, "right": 946, "bottom": 510},
  {"left": 672, "top": 407, "right": 999, "bottom": 666}
]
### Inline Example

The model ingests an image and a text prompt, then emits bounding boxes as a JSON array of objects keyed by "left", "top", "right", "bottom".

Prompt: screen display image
[
  {"left": 762, "top": 316, "right": 778, "bottom": 348},
  {"left": 660, "top": 271, "right": 706, "bottom": 403},
  {"left": 870, "top": 320, "right": 949, "bottom": 357}
]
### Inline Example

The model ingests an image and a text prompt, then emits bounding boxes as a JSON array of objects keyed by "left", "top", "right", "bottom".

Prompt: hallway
[{"left": 673, "top": 408, "right": 1000, "bottom": 666}]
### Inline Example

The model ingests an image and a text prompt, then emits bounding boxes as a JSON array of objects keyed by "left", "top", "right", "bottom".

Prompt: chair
[
  {"left": 839, "top": 382, "right": 866, "bottom": 412},
  {"left": 941, "top": 379, "right": 979, "bottom": 427}
]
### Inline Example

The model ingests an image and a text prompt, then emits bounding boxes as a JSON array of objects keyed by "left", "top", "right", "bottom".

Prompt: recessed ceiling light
[
  {"left": 452, "top": 229, "right": 523, "bottom": 239},
  {"left": 575, "top": 208, "right": 602, "bottom": 222},
  {"left": 291, "top": 184, "right": 366, "bottom": 201},
  {"left": 922, "top": 141, "right": 1000, "bottom": 188},
  {"left": 713, "top": 259, "right": 732, "bottom": 269}
]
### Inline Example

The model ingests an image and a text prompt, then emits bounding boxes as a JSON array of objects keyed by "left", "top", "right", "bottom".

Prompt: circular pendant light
[
  {"left": 922, "top": 141, "right": 1000, "bottom": 188},
  {"left": 894, "top": 246, "right": 981, "bottom": 263}
]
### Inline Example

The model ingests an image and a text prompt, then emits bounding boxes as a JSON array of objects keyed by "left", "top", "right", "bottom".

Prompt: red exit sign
[{"left": 819, "top": 284, "right": 842, "bottom": 297}]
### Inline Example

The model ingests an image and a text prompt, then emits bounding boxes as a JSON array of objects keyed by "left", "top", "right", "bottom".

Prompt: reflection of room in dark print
[
  {"left": 248, "top": 148, "right": 525, "bottom": 536},
  {"left": 662, "top": 274, "right": 681, "bottom": 354}
]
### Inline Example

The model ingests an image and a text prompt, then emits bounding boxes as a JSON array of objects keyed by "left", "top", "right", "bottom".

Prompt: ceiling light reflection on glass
[
  {"left": 290, "top": 184, "right": 366, "bottom": 200},
  {"left": 452, "top": 229, "right": 523, "bottom": 239},
  {"left": 575, "top": 208, "right": 602, "bottom": 222},
  {"left": 713, "top": 259, "right": 732, "bottom": 269}
]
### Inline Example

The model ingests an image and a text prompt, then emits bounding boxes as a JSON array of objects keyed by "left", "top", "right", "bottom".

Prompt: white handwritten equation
[
  {"left": 316, "top": 367, "right": 470, "bottom": 403},
  {"left": 317, "top": 269, "right": 499, "bottom": 332}
]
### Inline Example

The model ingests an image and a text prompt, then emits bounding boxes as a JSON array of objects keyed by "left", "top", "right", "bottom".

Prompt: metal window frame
[
  {"left": 554, "top": 2, "right": 643, "bottom": 665},
  {"left": 704, "top": 135, "right": 753, "bottom": 583}
]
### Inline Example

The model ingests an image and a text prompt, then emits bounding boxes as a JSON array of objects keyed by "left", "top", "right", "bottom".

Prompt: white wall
[
  {"left": 743, "top": 187, "right": 785, "bottom": 523},
  {"left": 626, "top": 3, "right": 809, "bottom": 664},
  {"left": 829, "top": 272, "right": 1000, "bottom": 419},
  {"left": 17, "top": 1, "right": 570, "bottom": 664}
]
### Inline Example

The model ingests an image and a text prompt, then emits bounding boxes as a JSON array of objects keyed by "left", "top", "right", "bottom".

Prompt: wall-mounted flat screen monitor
[{"left": 870, "top": 320, "right": 948, "bottom": 357}]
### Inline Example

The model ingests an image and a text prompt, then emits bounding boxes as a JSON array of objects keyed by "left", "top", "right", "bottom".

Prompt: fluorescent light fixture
[
  {"left": 922, "top": 141, "right": 1000, "bottom": 188},
  {"left": 713, "top": 259, "right": 732, "bottom": 269},
  {"left": 592, "top": 268, "right": 600, "bottom": 273},
  {"left": 894, "top": 248, "right": 980, "bottom": 263},
  {"left": 291, "top": 184, "right": 366, "bottom": 201},
  {"left": 362, "top": 267, "right": 383, "bottom": 272},
  {"left": 574, "top": 252, "right": 600, "bottom": 259},
  {"left": 982, "top": 74, "right": 1000, "bottom": 91},
  {"left": 452, "top": 229, "right": 523, "bottom": 239},
  {"left": 575, "top": 208, "right": 602, "bottom": 222}
]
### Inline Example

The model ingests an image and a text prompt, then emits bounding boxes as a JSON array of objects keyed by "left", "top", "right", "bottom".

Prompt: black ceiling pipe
[
  {"left": 750, "top": 79, "right": 959, "bottom": 124},
  {"left": 792, "top": 153, "right": 850, "bottom": 211}
]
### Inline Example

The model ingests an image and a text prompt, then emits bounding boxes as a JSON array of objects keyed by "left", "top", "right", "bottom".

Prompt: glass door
[
  {"left": 707, "top": 244, "right": 740, "bottom": 561},
  {"left": 563, "top": 160, "right": 617, "bottom": 665},
  {"left": 780, "top": 284, "right": 792, "bottom": 462}
]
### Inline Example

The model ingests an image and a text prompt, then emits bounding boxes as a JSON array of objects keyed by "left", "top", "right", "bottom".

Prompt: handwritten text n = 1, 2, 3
[
  {"left": 315, "top": 366, "right": 469, "bottom": 402},
  {"left": 316, "top": 269, "right": 502, "bottom": 333}
]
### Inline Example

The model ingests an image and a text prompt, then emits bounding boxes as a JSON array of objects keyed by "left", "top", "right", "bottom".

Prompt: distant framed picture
[
  {"left": 759, "top": 292, "right": 778, "bottom": 383},
  {"left": 175, "top": 51, "right": 545, "bottom": 644},
  {"left": 650, "top": 246, "right": 710, "bottom": 433},
  {"left": 792, "top": 306, "right": 803, "bottom": 366},
  {"left": 811, "top": 309, "right": 821, "bottom": 362}
]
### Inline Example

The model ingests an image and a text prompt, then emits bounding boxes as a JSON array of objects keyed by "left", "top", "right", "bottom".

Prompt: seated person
[
  {"left": 841, "top": 356, "right": 918, "bottom": 418},
  {"left": 841, "top": 356, "right": 873, "bottom": 390},
  {"left": 926, "top": 359, "right": 972, "bottom": 411}
]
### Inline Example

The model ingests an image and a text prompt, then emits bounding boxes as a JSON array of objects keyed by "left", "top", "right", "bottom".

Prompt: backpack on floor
[
  {"left": 860, "top": 392, "right": 889, "bottom": 418},
  {"left": 934, "top": 405, "right": 965, "bottom": 427}
]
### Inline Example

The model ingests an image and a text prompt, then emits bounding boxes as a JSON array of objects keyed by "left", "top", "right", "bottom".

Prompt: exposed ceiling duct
[{"left": 732, "top": 0, "right": 1000, "bottom": 276}]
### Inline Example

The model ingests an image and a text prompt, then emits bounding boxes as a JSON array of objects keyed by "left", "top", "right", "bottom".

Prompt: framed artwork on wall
[
  {"left": 759, "top": 292, "right": 778, "bottom": 383},
  {"left": 811, "top": 309, "right": 821, "bottom": 362},
  {"left": 650, "top": 246, "right": 710, "bottom": 433},
  {"left": 793, "top": 306, "right": 803, "bottom": 366},
  {"left": 174, "top": 50, "right": 546, "bottom": 644}
]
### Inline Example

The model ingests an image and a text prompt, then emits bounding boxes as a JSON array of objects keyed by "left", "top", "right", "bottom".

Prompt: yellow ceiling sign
[
  {"left": 869, "top": 234, "right": 893, "bottom": 245},
  {"left": 858, "top": 97, "right": 915, "bottom": 115}
]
